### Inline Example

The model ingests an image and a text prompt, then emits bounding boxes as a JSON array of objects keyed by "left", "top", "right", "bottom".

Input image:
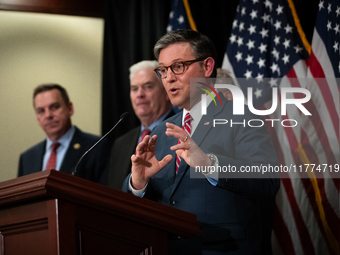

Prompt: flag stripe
[
  {"left": 301, "top": 99, "right": 339, "bottom": 183},
  {"left": 270, "top": 90, "right": 316, "bottom": 255},
  {"left": 287, "top": 68, "right": 339, "bottom": 187},
  {"left": 298, "top": 130, "right": 340, "bottom": 254},
  {"left": 300, "top": 77, "right": 340, "bottom": 168},
  {"left": 286, "top": 67, "right": 340, "bottom": 251},
  {"left": 309, "top": 29, "right": 339, "bottom": 93},
  {"left": 266, "top": 102, "right": 319, "bottom": 255},
  {"left": 307, "top": 51, "right": 339, "bottom": 141}
]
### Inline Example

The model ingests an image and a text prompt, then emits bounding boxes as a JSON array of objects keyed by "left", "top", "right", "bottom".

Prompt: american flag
[
  {"left": 167, "top": 0, "right": 197, "bottom": 32},
  {"left": 222, "top": 0, "right": 339, "bottom": 254}
]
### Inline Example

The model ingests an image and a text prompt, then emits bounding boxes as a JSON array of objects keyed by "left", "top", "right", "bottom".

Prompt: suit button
[{"left": 170, "top": 200, "right": 176, "bottom": 206}]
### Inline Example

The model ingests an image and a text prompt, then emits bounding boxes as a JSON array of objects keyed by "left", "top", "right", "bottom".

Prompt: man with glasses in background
[{"left": 123, "top": 29, "right": 279, "bottom": 255}]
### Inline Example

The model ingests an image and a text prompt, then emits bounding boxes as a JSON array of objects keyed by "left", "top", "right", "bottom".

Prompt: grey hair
[
  {"left": 153, "top": 29, "right": 217, "bottom": 77},
  {"left": 129, "top": 60, "right": 159, "bottom": 81}
]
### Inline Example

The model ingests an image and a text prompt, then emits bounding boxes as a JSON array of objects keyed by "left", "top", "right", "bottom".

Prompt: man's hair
[
  {"left": 33, "top": 83, "right": 70, "bottom": 106},
  {"left": 129, "top": 60, "right": 159, "bottom": 81},
  {"left": 153, "top": 29, "right": 217, "bottom": 78}
]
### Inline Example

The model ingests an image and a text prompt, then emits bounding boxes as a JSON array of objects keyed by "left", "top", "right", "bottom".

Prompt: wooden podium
[{"left": 0, "top": 170, "right": 199, "bottom": 255}]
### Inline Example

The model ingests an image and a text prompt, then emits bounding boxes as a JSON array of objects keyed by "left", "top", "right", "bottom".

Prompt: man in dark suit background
[
  {"left": 18, "top": 84, "right": 110, "bottom": 184},
  {"left": 123, "top": 29, "right": 280, "bottom": 254},
  {"left": 108, "top": 60, "right": 174, "bottom": 190}
]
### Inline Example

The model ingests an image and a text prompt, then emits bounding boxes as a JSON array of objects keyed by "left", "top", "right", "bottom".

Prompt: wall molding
[{"left": 0, "top": 0, "right": 104, "bottom": 17}]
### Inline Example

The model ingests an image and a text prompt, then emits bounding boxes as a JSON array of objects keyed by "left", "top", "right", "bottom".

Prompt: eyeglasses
[{"left": 154, "top": 58, "right": 206, "bottom": 79}]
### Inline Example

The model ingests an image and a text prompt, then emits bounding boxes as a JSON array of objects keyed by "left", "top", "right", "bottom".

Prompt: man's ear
[
  {"left": 68, "top": 102, "right": 74, "bottom": 116},
  {"left": 203, "top": 57, "right": 215, "bottom": 77}
]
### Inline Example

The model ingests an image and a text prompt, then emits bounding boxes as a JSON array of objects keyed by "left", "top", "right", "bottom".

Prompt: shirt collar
[
  {"left": 141, "top": 109, "right": 172, "bottom": 132},
  {"left": 46, "top": 126, "right": 75, "bottom": 149},
  {"left": 182, "top": 95, "right": 212, "bottom": 134}
]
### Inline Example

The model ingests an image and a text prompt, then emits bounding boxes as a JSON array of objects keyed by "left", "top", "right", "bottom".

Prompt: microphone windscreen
[{"left": 120, "top": 112, "right": 130, "bottom": 121}]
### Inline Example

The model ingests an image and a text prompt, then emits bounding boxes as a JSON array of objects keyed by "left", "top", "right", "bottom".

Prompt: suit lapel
[
  {"left": 130, "top": 127, "right": 142, "bottom": 154},
  {"left": 164, "top": 113, "right": 182, "bottom": 187},
  {"left": 171, "top": 159, "right": 188, "bottom": 193},
  {"left": 169, "top": 112, "right": 191, "bottom": 196},
  {"left": 192, "top": 93, "right": 227, "bottom": 146},
  {"left": 35, "top": 141, "right": 46, "bottom": 172}
]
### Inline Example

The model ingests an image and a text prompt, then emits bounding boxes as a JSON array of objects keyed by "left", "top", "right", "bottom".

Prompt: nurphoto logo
[{"left": 196, "top": 79, "right": 312, "bottom": 128}]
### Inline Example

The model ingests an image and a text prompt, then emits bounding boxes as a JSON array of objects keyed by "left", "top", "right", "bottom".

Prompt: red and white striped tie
[{"left": 176, "top": 112, "right": 192, "bottom": 173}]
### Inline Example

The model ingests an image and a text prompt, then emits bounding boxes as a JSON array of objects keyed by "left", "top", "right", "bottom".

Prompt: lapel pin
[
  {"left": 73, "top": 143, "right": 81, "bottom": 150},
  {"left": 204, "top": 122, "right": 210, "bottom": 125}
]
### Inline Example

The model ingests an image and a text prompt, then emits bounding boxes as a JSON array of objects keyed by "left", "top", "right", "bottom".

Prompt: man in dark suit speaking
[
  {"left": 108, "top": 60, "right": 174, "bottom": 190},
  {"left": 123, "top": 30, "right": 280, "bottom": 254},
  {"left": 18, "top": 84, "right": 109, "bottom": 184}
]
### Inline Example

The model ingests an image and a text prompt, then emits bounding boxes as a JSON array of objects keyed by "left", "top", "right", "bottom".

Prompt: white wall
[{"left": 0, "top": 10, "right": 104, "bottom": 182}]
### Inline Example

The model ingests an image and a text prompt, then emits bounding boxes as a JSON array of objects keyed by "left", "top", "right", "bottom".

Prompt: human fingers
[
  {"left": 166, "top": 122, "right": 182, "bottom": 131},
  {"left": 165, "top": 123, "right": 188, "bottom": 142},
  {"left": 170, "top": 139, "right": 190, "bottom": 151},
  {"left": 158, "top": 154, "right": 173, "bottom": 169},
  {"left": 135, "top": 135, "right": 150, "bottom": 155},
  {"left": 131, "top": 154, "right": 152, "bottom": 167},
  {"left": 148, "top": 135, "right": 157, "bottom": 152}
]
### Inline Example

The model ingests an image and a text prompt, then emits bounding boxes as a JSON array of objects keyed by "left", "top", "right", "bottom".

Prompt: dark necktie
[
  {"left": 176, "top": 113, "right": 192, "bottom": 173},
  {"left": 46, "top": 142, "right": 60, "bottom": 170}
]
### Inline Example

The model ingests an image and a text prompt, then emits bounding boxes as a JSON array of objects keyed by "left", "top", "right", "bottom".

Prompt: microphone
[{"left": 72, "top": 112, "right": 130, "bottom": 177}]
